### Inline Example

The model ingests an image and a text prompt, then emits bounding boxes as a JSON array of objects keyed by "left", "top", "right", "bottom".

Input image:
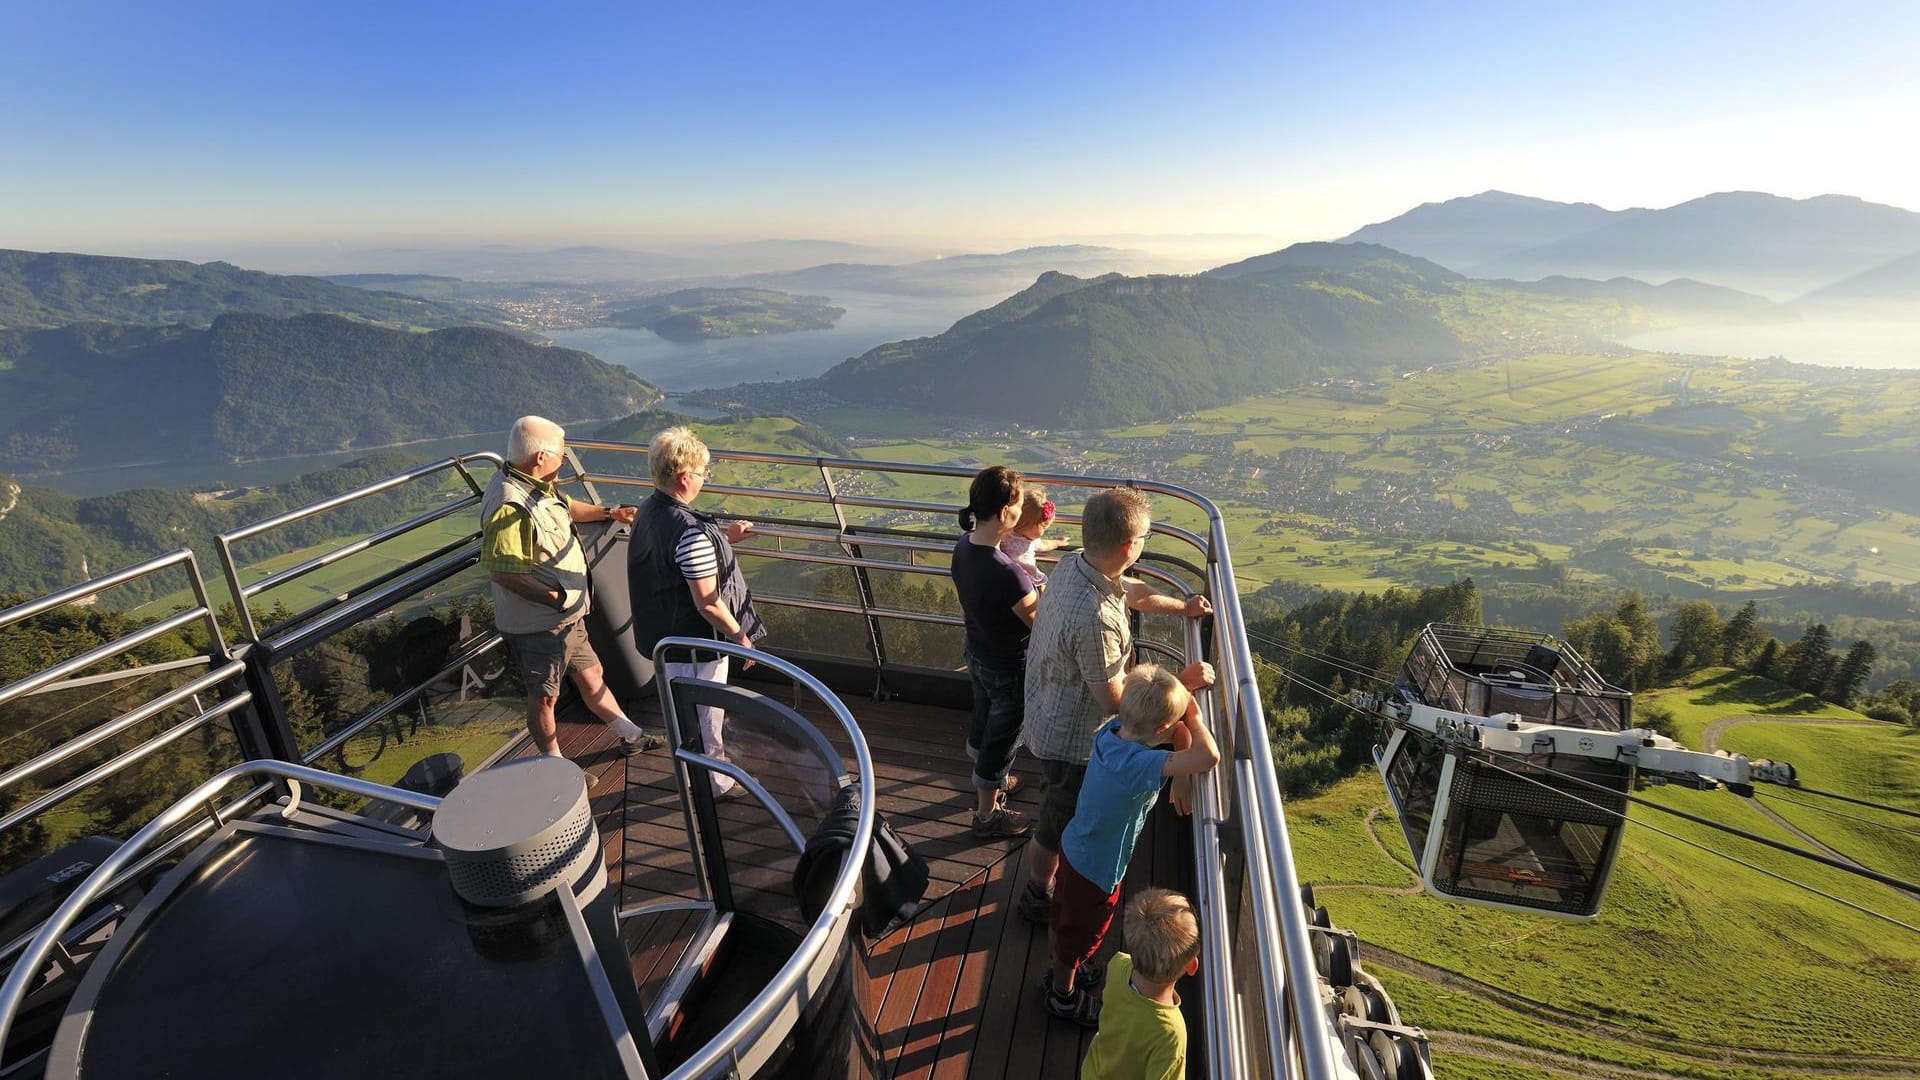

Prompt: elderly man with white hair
[{"left": 482, "top": 415, "right": 663, "bottom": 758}]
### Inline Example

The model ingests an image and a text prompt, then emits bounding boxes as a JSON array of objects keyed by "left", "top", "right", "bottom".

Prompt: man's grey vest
[{"left": 627, "top": 491, "right": 766, "bottom": 655}]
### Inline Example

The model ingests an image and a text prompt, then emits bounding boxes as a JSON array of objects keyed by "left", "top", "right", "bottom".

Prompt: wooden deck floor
[{"left": 535, "top": 691, "right": 1200, "bottom": 1079}]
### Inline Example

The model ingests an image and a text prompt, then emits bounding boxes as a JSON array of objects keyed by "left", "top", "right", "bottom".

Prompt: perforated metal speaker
[{"left": 434, "top": 757, "right": 601, "bottom": 908}]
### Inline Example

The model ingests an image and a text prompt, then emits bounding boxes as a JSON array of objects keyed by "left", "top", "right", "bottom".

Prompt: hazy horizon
[{"left": 5, "top": 1, "right": 1918, "bottom": 265}]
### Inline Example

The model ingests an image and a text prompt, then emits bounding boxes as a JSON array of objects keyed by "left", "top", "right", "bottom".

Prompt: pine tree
[
  {"left": 1785, "top": 624, "right": 1834, "bottom": 693},
  {"left": 1666, "top": 601, "right": 1724, "bottom": 674},
  {"left": 1826, "top": 640, "right": 1876, "bottom": 706},
  {"left": 1720, "top": 600, "right": 1765, "bottom": 667},
  {"left": 1751, "top": 638, "right": 1780, "bottom": 679}
]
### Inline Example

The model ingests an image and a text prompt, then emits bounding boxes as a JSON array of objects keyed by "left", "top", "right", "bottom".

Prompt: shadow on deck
[{"left": 531, "top": 693, "right": 1199, "bottom": 1079}]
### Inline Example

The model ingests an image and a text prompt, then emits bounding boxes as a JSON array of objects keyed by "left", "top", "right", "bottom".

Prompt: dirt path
[
  {"left": 1432, "top": 1030, "right": 1920, "bottom": 1080},
  {"left": 1312, "top": 807, "right": 1425, "bottom": 896}
]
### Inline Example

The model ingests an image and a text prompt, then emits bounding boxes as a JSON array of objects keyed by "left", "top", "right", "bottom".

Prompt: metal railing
[
  {"left": 561, "top": 439, "right": 1339, "bottom": 1080},
  {"left": 0, "top": 760, "right": 442, "bottom": 1054},
  {"left": 650, "top": 637, "right": 877, "bottom": 1080},
  {"left": 213, "top": 452, "right": 500, "bottom": 643},
  {"left": 0, "top": 444, "right": 1340, "bottom": 1079},
  {"left": 0, "top": 549, "right": 255, "bottom": 860}
]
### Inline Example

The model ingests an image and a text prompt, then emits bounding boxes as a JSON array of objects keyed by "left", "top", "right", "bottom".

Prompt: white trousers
[{"left": 665, "top": 656, "right": 733, "bottom": 792}]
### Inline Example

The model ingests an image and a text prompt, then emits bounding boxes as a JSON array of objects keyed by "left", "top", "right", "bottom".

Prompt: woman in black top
[{"left": 951, "top": 465, "right": 1041, "bottom": 839}]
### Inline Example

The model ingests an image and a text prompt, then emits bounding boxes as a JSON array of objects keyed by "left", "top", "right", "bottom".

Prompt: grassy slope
[{"left": 1289, "top": 671, "right": 1920, "bottom": 1077}]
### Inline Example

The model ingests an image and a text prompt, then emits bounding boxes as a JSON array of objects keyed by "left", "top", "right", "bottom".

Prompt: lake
[
  {"left": 549, "top": 290, "right": 1001, "bottom": 390},
  {"left": 1623, "top": 319, "right": 1920, "bottom": 370},
  {"left": 24, "top": 291, "right": 998, "bottom": 496}
]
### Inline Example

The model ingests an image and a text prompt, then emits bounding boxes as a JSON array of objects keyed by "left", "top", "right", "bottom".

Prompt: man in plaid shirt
[{"left": 1017, "top": 487, "right": 1214, "bottom": 925}]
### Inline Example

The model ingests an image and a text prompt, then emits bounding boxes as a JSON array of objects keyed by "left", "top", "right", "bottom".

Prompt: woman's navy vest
[{"left": 627, "top": 491, "right": 767, "bottom": 655}]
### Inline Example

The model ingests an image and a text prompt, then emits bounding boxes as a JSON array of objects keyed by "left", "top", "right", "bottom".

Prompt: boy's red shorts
[{"left": 1048, "top": 857, "right": 1121, "bottom": 971}]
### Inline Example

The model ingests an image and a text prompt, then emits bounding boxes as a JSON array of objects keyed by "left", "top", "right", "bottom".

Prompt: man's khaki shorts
[{"left": 503, "top": 618, "right": 601, "bottom": 698}]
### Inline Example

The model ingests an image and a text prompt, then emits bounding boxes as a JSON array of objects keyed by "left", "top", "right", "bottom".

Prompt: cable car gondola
[{"left": 1373, "top": 625, "right": 1772, "bottom": 919}]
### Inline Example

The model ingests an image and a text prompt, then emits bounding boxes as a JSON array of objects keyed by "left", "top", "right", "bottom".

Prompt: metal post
[
  {"left": 563, "top": 446, "right": 604, "bottom": 506},
  {"left": 237, "top": 639, "right": 302, "bottom": 763},
  {"left": 818, "top": 463, "right": 889, "bottom": 700}
]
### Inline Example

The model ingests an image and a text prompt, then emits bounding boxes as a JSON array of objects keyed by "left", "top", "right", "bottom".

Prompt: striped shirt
[{"left": 675, "top": 529, "right": 719, "bottom": 580}]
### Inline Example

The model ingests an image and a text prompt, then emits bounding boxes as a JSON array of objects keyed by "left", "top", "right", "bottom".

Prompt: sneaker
[
  {"left": 1041, "top": 971, "right": 1101, "bottom": 1029},
  {"left": 972, "top": 801, "right": 1031, "bottom": 840},
  {"left": 1017, "top": 882, "right": 1052, "bottom": 924},
  {"left": 619, "top": 731, "right": 667, "bottom": 757}
]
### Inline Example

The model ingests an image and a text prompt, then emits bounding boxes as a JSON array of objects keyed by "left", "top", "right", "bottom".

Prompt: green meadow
[{"left": 1290, "top": 672, "right": 1920, "bottom": 1078}]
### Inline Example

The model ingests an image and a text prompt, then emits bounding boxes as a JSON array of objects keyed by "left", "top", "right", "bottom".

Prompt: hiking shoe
[
  {"left": 1042, "top": 971, "right": 1101, "bottom": 1029},
  {"left": 619, "top": 731, "right": 666, "bottom": 757},
  {"left": 1017, "top": 882, "right": 1052, "bottom": 924},
  {"left": 1076, "top": 955, "right": 1106, "bottom": 988},
  {"left": 972, "top": 801, "right": 1031, "bottom": 840}
]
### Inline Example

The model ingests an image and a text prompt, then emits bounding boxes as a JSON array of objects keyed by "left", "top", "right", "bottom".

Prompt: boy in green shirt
[{"left": 1079, "top": 888, "right": 1199, "bottom": 1080}]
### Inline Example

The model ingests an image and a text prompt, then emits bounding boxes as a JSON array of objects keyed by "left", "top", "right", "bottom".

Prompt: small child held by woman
[{"left": 998, "top": 487, "right": 1069, "bottom": 587}]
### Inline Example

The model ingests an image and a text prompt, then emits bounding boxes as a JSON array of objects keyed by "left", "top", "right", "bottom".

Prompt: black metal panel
[
  {"left": 48, "top": 825, "right": 643, "bottom": 1080},
  {"left": 578, "top": 519, "right": 657, "bottom": 709}
]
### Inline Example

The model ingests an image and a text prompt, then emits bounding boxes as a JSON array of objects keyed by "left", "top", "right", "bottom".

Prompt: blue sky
[{"left": 2, "top": 1, "right": 1916, "bottom": 260}]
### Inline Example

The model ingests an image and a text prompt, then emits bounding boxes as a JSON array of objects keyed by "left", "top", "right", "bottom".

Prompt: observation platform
[{"left": 541, "top": 693, "right": 1197, "bottom": 1079}]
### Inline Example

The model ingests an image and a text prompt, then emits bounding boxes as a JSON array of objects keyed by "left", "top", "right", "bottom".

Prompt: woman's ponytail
[{"left": 961, "top": 465, "right": 1021, "bottom": 534}]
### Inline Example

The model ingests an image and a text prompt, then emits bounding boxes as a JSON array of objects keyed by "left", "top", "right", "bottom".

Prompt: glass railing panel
[
  {"left": 272, "top": 565, "right": 523, "bottom": 796},
  {"left": 871, "top": 615, "right": 963, "bottom": 673},
  {"left": 736, "top": 549, "right": 873, "bottom": 659},
  {"left": 0, "top": 666, "right": 247, "bottom": 877}
]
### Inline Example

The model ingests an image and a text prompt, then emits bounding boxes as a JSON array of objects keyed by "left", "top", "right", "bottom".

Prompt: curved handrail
[
  {"left": 214, "top": 451, "right": 504, "bottom": 642},
  {"left": 647, "top": 637, "right": 877, "bottom": 1080},
  {"left": 0, "top": 441, "right": 1336, "bottom": 1079},
  {"left": 565, "top": 438, "right": 1336, "bottom": 1079},
  {"left": 0, "top": 761, "right": 443, "bottom": 1054}
]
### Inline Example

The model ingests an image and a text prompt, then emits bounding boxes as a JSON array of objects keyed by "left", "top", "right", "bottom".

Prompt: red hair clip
[{"left": 1040, "top": 499, "right": 1056, "bottom": 524}]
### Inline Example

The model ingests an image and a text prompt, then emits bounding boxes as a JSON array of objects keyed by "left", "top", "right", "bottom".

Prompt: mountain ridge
[
  {"left": 0, "top": 249, "right": 513, "bottom": 331},
  {"left": 0, "top": 313, "right": 660, "bottom": 471},
  {"left": 798, "top": 242, "right": 1789, "bottom": 426},
  {"left": 1346, "top": 190, "right": 1920, "bottom": 301}
]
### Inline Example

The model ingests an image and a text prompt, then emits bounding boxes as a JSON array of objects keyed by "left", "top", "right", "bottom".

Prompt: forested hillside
[
  {"left": 0, "top": 314, "right": 660, "bottom": 471},
  {"left": 809, "top": 244, "right": 1787, "bottom": 427},
  {"left": 817, "top": 266, "right": 1464, "bottom": 426},
  {"left": 0, "top": 249, "right": 511, "bottom": 330},
  {"left": 0, "top": 453, "right": 468, "bottom": 606}
]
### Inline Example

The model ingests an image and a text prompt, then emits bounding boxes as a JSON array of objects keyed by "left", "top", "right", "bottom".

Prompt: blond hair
[
  {"left": 1126, "top": 888, "right": 1200, "bottom": 984},
  {"left": 1119, "top": 663, "right": 1189, "bottom": 739},
  {"left": 1014, "top": 486, "right": 1051, "bottom": 531},
  {"left": 1081, "top": 488, "right": 1150, "bottom": 555},
  {"left": 649, "top": 426, "right": 709, "bottom": 487},
  {"left": 506, "top": 416, "right": 564, "bottom": 467}
]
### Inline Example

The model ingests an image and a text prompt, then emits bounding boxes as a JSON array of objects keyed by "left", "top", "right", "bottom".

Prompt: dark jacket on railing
[{"left": 627, "top": 490, "right": 766, "bottom": 655}]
